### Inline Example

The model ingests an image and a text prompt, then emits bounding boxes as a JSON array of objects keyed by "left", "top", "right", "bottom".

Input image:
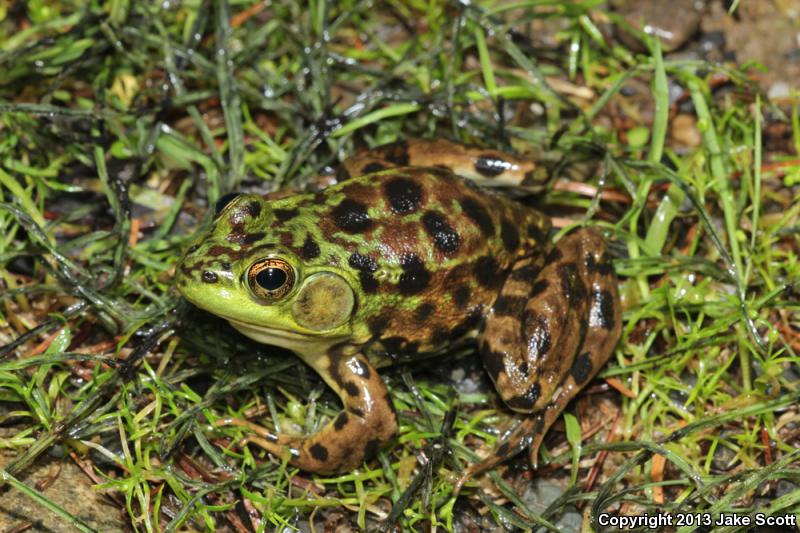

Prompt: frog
[{"left": 175, "top": 138, "right": 621, "bottom": 479}]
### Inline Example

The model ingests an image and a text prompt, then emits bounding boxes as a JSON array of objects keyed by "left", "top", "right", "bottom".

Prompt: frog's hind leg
[
  {"left": 524, "top": 233, "right": 622, "bottom": 465},
  {"left": 464, "top": 228, "right": 621, "bottom": 486},
  {"left": 222, "top": 350, "right": 397, "bottom": 475},
  {"left": 338, "top": 139, "right": 539, "bottom": 188}
]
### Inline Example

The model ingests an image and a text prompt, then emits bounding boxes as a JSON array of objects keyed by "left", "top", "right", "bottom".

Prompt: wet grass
[{"left": 1, "top": 0, "right": 799, "bottom": 531}]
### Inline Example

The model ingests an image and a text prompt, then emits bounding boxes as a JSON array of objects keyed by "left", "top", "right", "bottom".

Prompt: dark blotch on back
[
  {"left": 332, "top": 198, "right": 372, "bottom": 233},
  {"left": 500, "top": 219, "right": 520, "bottom": 251},
  {"left": 453, "top": 285, "right": 471, "bottom": 308},
  {"left": 309, "top": 443, "right": 329, "bottom": 462},
  {"left": 474, "top": 256, "right": 501, "bottom": 288},
  {"left": 384, "top": 178, "right": 422, "bottom": 214},
  {"left": 301, "top": 235, "right": 321, "bottom": 259},
  {"left": 357, "top": 273, "right": 378, "bottom": 293},
  {"left": 422, "top": 211, "right": 460, "bottom": 253},
  {"left": 368, "top": 314, "right": 391, "bottom": 337},
  {"left": 349, "top": 252, "right": 380, "bottom": 293},
  {"left": 460, "top": 197, "right": 494, "bottom": 236},
  {"left": 570, "top": 351, "right": 594, "bottom": 384},
  {"left": 398, "top": 254, "right": 430, "bottom": 295},
  {"left": 415, "top": 303, "right": 435, "bottom": 322},
  {"left": 349, "top": 252, "right": 378, "bottom": 272},
  {"left": 474, "top": 155, "right": 509, "bottom": 177},
  {"left": 274, "top": 208, "right": 299, "bottom": 222},
  {"left": 344, "top": 382, "right": 360, "bottom": 396}
]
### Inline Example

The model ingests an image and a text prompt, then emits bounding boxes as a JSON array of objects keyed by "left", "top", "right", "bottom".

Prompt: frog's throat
[{"left": 226, "top": 317, "right": 343, "bottom": 356}]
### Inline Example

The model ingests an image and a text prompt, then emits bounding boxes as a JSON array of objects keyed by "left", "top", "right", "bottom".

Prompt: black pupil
[
  {"left": 256, "top": 267, "right": 287, "bottom": 291},
  {"left": 215, "top": 192, "right": 241, "bottom": 215}
]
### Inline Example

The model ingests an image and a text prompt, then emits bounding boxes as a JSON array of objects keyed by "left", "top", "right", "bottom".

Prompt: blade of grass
[
  {"left": 749, "top": 95, "right": 762, "bottom": 267},
  {"left": 473, "top": 24, "right": 497, "bottom": 97},
  {"left": 643, "top": 37, "right": 680, "bottom": 256},
  {"left": 215, "top": 0, "right": 245, "bottom": 192},
  {"left": 331, "top": 102, "right": 422, "bottom": 137}
]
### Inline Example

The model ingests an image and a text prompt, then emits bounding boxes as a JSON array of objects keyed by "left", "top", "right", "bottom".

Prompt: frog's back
[{"left": 269, "top": 167, "right": 551, "bottom": 359}]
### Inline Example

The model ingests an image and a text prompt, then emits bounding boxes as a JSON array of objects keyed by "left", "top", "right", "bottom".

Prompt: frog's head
[{"left": 175, "top": 193, "right": 357, "bottom": 353}]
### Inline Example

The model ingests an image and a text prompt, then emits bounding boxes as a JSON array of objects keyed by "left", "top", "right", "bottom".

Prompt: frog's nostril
[
  {"left": 187, "top": 244, "right": 200, "bottom": 254},
  {"left": 202, "top": 270, "right": 218, "bottom": 283}
]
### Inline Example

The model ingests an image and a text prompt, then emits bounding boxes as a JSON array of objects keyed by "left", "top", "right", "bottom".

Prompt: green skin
[{"left": 175, "top": 139, "right": 621, "bottom": 477}]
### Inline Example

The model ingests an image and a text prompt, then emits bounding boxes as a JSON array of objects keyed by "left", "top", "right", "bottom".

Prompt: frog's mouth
[
  {"left": 225, "top": 317, "right": 343, "bottom": 356},
  {"left": 226, "top": 317, "right": 312, "bottom": 343}
]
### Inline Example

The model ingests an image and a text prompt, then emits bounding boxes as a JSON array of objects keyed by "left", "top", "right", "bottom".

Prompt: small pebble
[
  {"left": 768, "top": 81, "right": 791, "bottom": 99},
  {"left": 671, "top": 114, "right": 702, "bottom": 147}
]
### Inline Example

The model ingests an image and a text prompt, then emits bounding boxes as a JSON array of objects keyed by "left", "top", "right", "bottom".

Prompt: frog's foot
[
  {"left": 454, "top": 414, "right": 542, "bottom": 494},
  {"left": 221, "top": 353, "right": 397, "bottom": 475},
  {"left": 475, "top": 228, "right": 621, "bottom": 475}
]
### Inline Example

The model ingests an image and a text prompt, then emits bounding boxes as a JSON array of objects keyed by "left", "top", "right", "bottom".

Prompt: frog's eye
[
  {"left": 215, "top": 192, "right": 241, "bottom": 216},
  {"left": 247, "top": 258, "right": 295, "bottom": 300}
]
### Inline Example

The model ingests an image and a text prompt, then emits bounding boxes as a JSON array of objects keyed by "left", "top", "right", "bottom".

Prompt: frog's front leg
[
  {"left": 232, "top": 349, "right": 397, "bottom": 474},
  {"left": 469, "top": 228, "right": 621, "bottom": 479}
]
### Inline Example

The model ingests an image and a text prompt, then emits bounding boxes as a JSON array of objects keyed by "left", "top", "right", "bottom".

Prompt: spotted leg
[
  {"left": 459, "top": 228, "right": 621, "bottom": 488},
  {"left": 336, "top": 138, "right": 540, "bottom": 188},
  {"left": 220, "top": 349, "right": 397, "bottom": 474}
]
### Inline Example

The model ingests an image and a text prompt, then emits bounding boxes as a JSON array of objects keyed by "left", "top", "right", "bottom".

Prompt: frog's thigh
[
  {"left": 247, "top": 351, "right": 397, "bottom": 474},
  {"left": 479, "top": 230, "right": 600, "bottom": 412}
]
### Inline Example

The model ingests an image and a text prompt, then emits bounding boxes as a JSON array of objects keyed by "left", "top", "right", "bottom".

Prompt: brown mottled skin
[{"left": 175, "top": 139, "right": 621, "bottom": 477}]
